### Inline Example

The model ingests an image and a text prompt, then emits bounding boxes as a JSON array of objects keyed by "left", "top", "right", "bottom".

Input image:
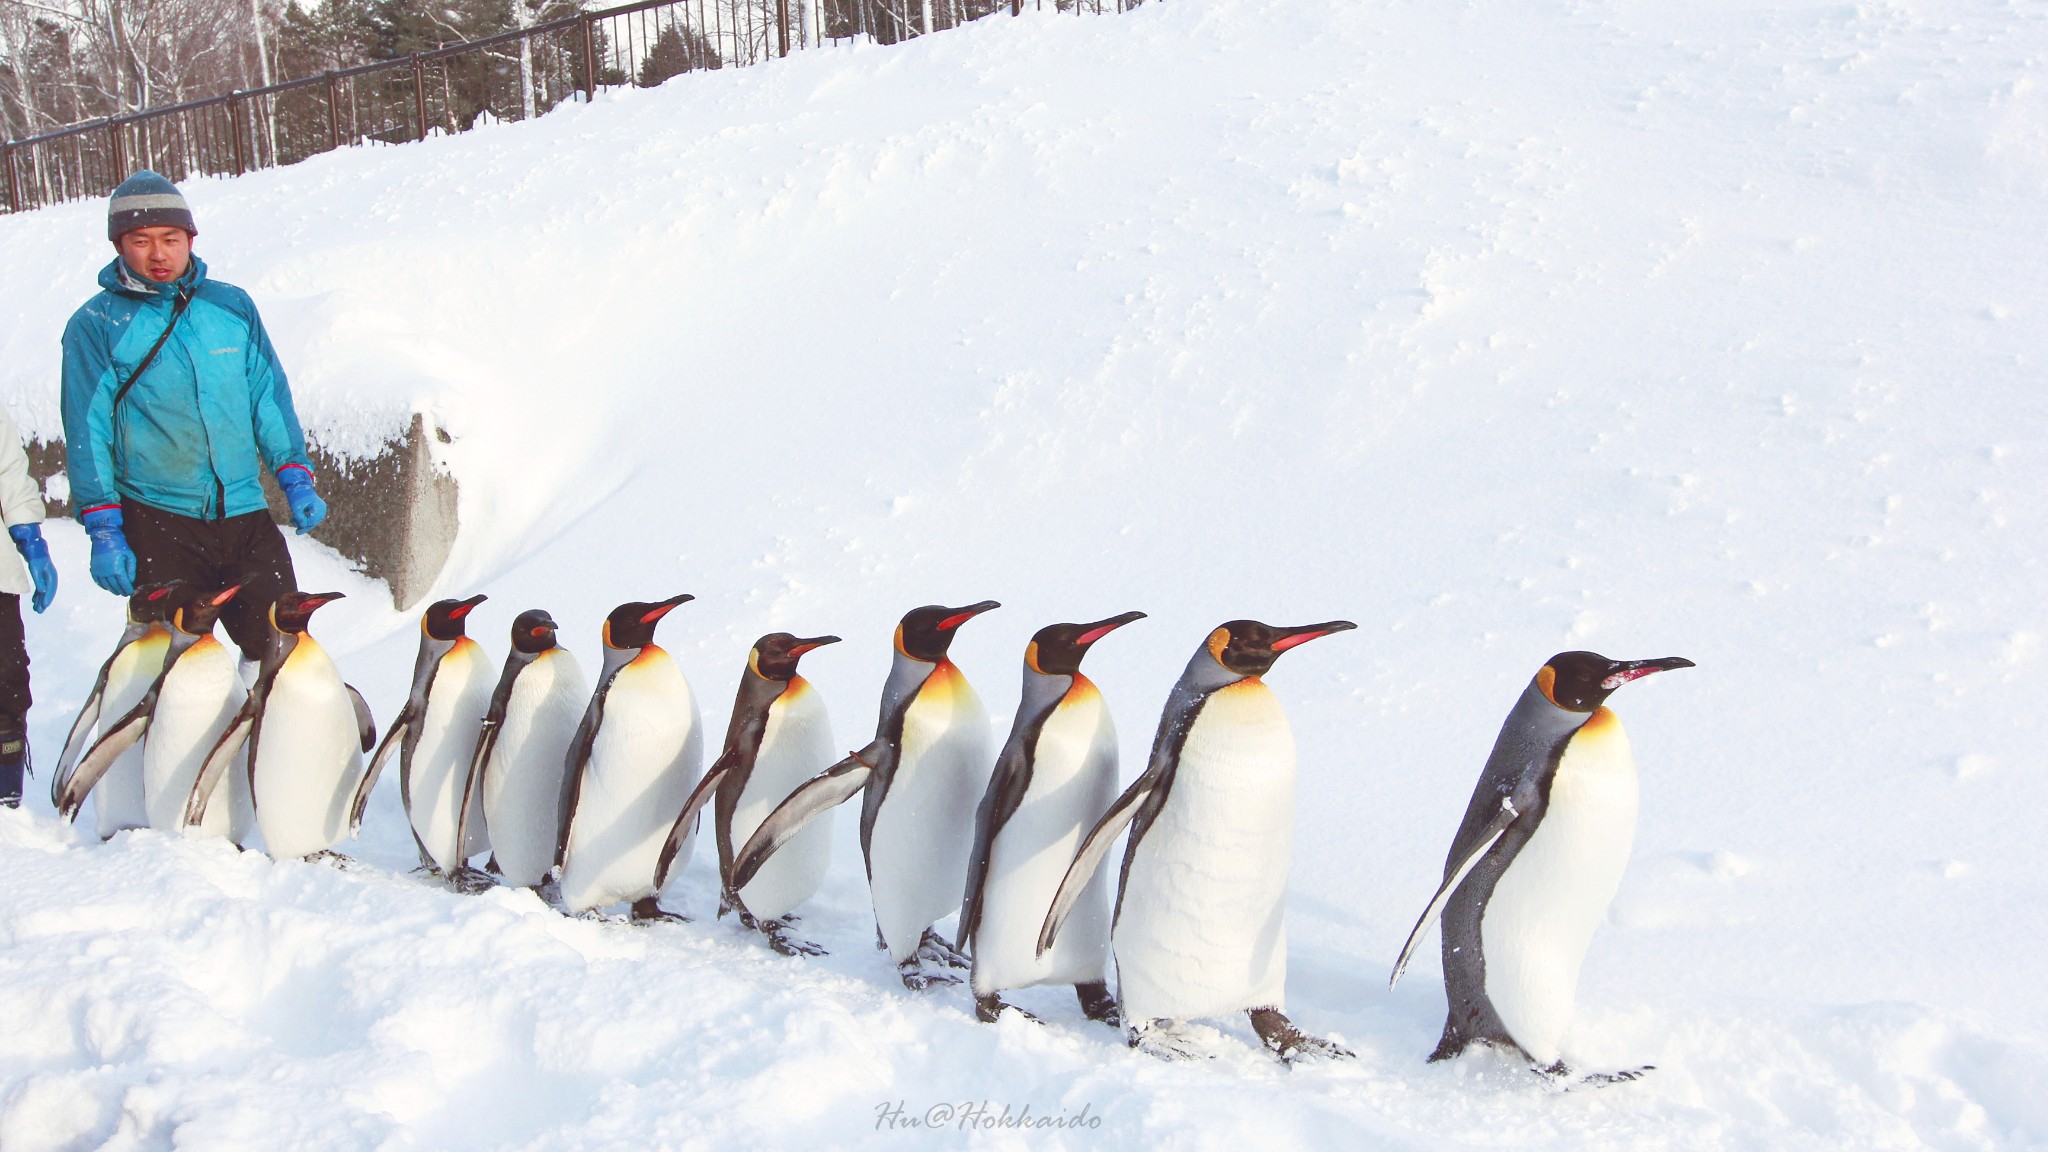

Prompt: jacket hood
[{"left": 99, "top": 253, "right": 207, "bottom": 300}]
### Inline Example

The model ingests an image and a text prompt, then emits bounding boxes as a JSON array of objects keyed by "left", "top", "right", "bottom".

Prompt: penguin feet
[
  {"left": 898, "top": 959, "right": 963, "bottom": 991},
  {"left": 447, "top": 866, "right": 498, "bottom": 895},
  {"left": 1127, "top": 1020, "right": 1214, "bottom": 1062},
  {"left": 630, "top": 897, "right": 690, "bottom": 924},
  {"left": 973, "top": 993, "right": 1043, "bottom": 1025},
  {"left": 761, "top": 920, "right": 827, "bottom": 957},
  {"left": 1540, "top": 1060, "right": 1655, "bottom": 1088},
  {"left": 1075, "top": 982, "right": 1121, "bottom": 1028},
  {"left": 1249, "top": 1008, "right": 1354, "bottom": 1065},
  {"left": 304, "top": 849, "right": 355, "bottom": 870},
  {"left": 915, "top": 928, "right": 971, "bottom": 970}
]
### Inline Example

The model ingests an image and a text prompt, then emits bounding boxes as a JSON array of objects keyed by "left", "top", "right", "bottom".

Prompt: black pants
[
  {"left": 0, "top": 593, "right": 25, "bottom": 803},
  {"left": 0, "top": 592, "right": 26, "bottom": 719},
  {"left": 123, "top": 498, "right": 298, "bottom": 661}
]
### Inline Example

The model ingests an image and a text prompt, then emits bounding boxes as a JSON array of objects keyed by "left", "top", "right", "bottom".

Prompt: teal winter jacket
[{"left": 61, "top": 255, "right": 312, "bottom": 521}]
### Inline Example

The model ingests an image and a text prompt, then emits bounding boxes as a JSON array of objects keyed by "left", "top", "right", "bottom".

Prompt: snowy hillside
[{"left": 4, "top": 0, "right": 2048, "bottom": 1146}]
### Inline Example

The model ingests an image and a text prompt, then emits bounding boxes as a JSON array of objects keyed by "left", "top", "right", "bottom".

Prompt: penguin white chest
[
  {"left": 95, "top": 630, "right": 170, "bottom": 838},
  {"left": 483, "top": 649, "right": 589, "bottom": 888},
  {"left": 1116, "top": 679, "right": 1295, "bottom": 1023},
  {"left": 869, "top": 661, "right": 991, "bottom": 960},
  {"left": 143, "top": 638, "right": 250, "bottom": 840},
  {"left": 974, "top": 681, "right": 1118, "bottom": 994},
  {"left": 251, "top": 638, "right": 362, "bottom": 858},
  {"left": 560, "top": 650, "right": 702, "bottom": 912},
  {"left": 730, "top": 679, "right": 834, "bottom": 920},
  {"left": 407, "top": 639, "right": 495, "bottom": 869},
  {"left": 1480, "top": 707, "right": 1639, "bottom": 1067}
]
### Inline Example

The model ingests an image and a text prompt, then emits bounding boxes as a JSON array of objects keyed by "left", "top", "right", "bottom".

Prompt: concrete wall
[{"left": 27, "top": 413, "right": 458, "bottom": 610}]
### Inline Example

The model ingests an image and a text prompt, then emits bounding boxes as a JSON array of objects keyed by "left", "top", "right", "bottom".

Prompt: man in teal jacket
[{"left": 60, "top": 171, "right": 327, "bottom": 660}]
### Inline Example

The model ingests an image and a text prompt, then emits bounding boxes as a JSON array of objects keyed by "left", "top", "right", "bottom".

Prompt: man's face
[{"left": 115, "top": 226, "right": 193, "bottom": 283}]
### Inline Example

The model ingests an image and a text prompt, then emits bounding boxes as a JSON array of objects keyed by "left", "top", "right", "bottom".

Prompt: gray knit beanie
[{"left": 107, "top": 171, "right": 196, "bottom": 241}]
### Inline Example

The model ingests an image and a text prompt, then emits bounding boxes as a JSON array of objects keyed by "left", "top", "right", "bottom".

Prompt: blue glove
[
  {"left": 7, "top": 524, "right": 56, "bottom": 614},
  {"left": 82, "top": 507, "right": 136, "bottom": 596},
  {"left": 277, "top": 466, "right": 327, "bottom": 534}
]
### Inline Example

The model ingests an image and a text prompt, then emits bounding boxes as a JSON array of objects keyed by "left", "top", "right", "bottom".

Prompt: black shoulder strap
[{"left": 113, "top": 285, "right": 193, "bottom": 412}]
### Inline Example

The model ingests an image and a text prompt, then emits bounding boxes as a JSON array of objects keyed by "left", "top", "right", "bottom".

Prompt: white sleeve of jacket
[{"left": 0, "top": 406, "right": 48, "bottom": 530}]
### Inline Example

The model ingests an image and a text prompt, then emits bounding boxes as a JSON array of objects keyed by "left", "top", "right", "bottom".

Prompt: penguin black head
[
  {"left": 510, "top": 609, "right": 561, "bottom": 655},
  {"left": 896, "top": 601, "right": 1000, "bottom": 663},
  {"left": 128, "top": 581, "right": 183, "bottom": 625},
  {"left": 1026, "top": 610, "right": 1146, "bottom": 676},
  {"left": 174, "top": 584, "right": 243, "bottom": 637},
  {"left": 1204, "top": 619, "right": 1357, "bottom": 678},
  {"left": 273, "top": 591, "right": 345, "bottom": 635},
  {"left": 1536, "top": 651, "right": 1695, "bottom": 713},
  {"left": 604, "top": 594, "right": 694, "bottom": 651},
  {"left": 750, "top": 633, "right": 841, "bottom": 682},
  {"left": 422, "top": 594, "right": 488, "bottom": 642}
]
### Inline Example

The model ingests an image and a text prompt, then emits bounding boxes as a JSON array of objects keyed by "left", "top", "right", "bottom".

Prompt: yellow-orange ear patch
[
  {"left": 1024, "top": 641, "right": 1043, "bottom": 675},
  {"left": 1206, "top": 627, "right": 1232, "bottom": 665},
  {"left": 893, "top": 623, "right": 908, "bottom": 658},
  {"left": 1536, "top": 664, "right": 1558, "bottom": 706},
  {"left": 747, "top": 648, "right": 763, "bottom": 678}
]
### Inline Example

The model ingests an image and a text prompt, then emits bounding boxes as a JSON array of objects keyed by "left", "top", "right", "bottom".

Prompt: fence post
[
  {"left": 230, "top": 95, "right": 248, "bottom": 175},
  {"left": 1012, "top": 0, "right": 1020, "bottom": 13},
  {"left": 2, "top": 145, "right": 17, "bottom": 214},
  {"left": 412, "top": 55, "right": 429, "bottom": 141},
  {"left": 108, "top": 119, "right": 125, "bottom": 183},
  {"left": 580, "top": 15, "right": 597, "bottom": 102},
  {"left": 777, "top": 0, "right": 790, "bottom": 56},
  {"left": 326, "top": 72, "right": 342, "bottom": 152}
]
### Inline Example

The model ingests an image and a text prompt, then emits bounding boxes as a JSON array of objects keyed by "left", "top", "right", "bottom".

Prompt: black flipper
[
  {"left": 729, "top": 749, "right": 877, "bottom": 890},
  {"left": 655, "top": 748, "right": 737, "bottom": 890},
  {"left": 55, "top": 699, "right": 157, "bottom": 821},
  {"left": 1389, "top": 795, "right": 1521, "bottom": 988},
  {"left": 346, "top": 685, "right": 376, "bottom": 752},
  {"left": 51, "top": 643, "right": 126, "bottom": 807},
  {"left": 352, "top": 707, "right": 413, "bottom": 833},
  {"left": 957, "top": 724, "right": 1039, "bottom": 954},
  {"left": 184, "top": 704, "right": 258, "bottom": 827},
  {"left": 1035, "top": 769, "right": 1157, "bottom": 957}
]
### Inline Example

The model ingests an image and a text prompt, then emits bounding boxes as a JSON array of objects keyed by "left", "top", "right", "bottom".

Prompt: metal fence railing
[{"left": 1, "top": 0, "right": 1144, "bottom": 216}]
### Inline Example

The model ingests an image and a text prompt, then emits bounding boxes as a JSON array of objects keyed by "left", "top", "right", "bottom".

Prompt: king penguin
[
  {"left": 1388, "top": 650, "right": 1693, "bottom": 1082},
  {"left": 555, "top": 595, "right": 702, "bottom": 920},
  {"left": 58, "top": 584, "right": 255, "bottom": 841},
  {"left": 733, "top": 601, "right": 1000, "bottom": 989},
  {"left": 186, "top": 592, "right": 376, "bottom": 859},
  {"left": 959, "top": 611, "right": 1143, "bottom": 1026},
  {"left": 463, "top": 609, "right": 589, "bottom": 891},
  {"left": 51, "top": 581, "right": 180, "bottom": 838},
  {"left": 354, "top": 595, "right": 494, "bottom": 885},
  {"left": 1039, "top": 619, "right": 1356, "bottom": 1062},
  {"left": 656, "top": 631, "right": 841, "bottom": 956}
]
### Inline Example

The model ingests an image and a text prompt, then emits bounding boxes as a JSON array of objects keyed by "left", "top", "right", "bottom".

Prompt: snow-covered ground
[{"left": 3, "top": 0, "right": 2047, "bottom": 1146}]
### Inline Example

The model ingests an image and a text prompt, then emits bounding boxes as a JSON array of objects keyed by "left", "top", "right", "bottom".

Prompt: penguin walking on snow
[
  {"left": 656, "top": 632, "right": 841, "bottom": 956},
  {"left": 185, "top": 592, "right": 376, "bottom": 859},
  {"left": 959, "top": 611, "right": 1143, "bottom": 1026},
  {"left": 462, "top": 610, "right": 588, "bottom": 891},
  {"left": 1389, "top": 650, "right": 1693, "bottom": 1083},
  {"left": 57, "top": 584, "right": 246, "bottom": 832},
  {"left": 1040, "top": 619, "right": 1356, "bottom": 1063},
  {"left": 51, "top": 581, "right": 180, "bottom": 838},
  {"left": 734, "top": 601, "right": 1000, "bottom": 989},
  {"left": 354, "top": 595, "right": 494, "bottom": 887},
  {"left": 555, "top": 595, "right": 702, "bottom": 920}
]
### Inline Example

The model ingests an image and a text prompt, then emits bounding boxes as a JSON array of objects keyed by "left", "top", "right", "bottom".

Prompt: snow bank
[{"left": 2, "top": 0, "right": 2046, "bottom": 1146}]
